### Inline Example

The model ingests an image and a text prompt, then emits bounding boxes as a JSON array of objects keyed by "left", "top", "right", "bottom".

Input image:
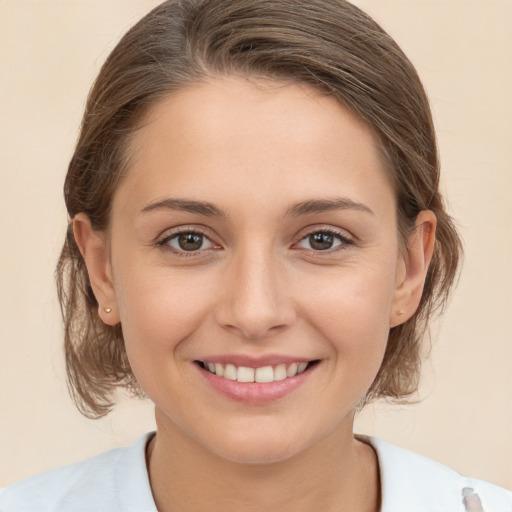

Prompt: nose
[{"left": 213, "top": 245, "right": 296, "bottom": 341}]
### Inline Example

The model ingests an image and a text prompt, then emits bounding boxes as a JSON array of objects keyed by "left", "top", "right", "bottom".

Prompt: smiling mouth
[{"left": 196, "top": 360, "right": 319, "bottom": 383}]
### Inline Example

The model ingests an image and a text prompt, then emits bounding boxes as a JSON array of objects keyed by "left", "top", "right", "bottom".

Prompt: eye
[
  {"left": 160, "top": 230, "right": 216, "bottom": 253},
  {"left": 296, "top": 229, "right": 352, "bottom": 251}
]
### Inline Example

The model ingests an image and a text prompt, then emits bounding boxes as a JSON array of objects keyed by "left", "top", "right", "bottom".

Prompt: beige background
[{"left": 0, "top": 0, "right": 510, "bottom": 489}]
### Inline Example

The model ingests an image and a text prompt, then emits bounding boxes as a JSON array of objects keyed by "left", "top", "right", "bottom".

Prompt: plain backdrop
[{"left": 0, "top": 0, "right": 511, "bottom": 489}]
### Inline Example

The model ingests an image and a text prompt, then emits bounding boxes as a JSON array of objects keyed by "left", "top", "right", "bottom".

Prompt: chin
[
  {"left": 211, "top": 438, "right": 300, "bottom": 465},
  {"left": 201, "top": 422, "right": 320, "bottom": 466}
]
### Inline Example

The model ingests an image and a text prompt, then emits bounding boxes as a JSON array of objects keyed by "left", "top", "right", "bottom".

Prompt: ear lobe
[
  {"left": 390, "top": 210, "right": 437, "bottom": 328},
  {"left": 73, "top": 213, "right": 120, "bottom": 326}
]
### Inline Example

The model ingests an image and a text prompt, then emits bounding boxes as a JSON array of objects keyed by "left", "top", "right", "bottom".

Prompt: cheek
[
  {"left": 299, "top": 260, "right": 397, "bottom": 358},
  {"left": 114, "top": 263, "right": 215, "bottom": 356},
  {"left": 114, "top": 267, "right": 218, "bottom": 405}
]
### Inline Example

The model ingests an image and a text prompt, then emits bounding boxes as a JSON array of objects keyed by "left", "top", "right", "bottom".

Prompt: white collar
[
  {"left": 363, "top": 436, "right": 511, "bottom": 512},
  {"left": 120, "top": 432, "right": 512, "bottom": 512},
  {"left": 363, "top": 436, "right": 468, "bottom": 512},
  {"left": 1, "top": 432, "right": 509, "bottom": 511}
]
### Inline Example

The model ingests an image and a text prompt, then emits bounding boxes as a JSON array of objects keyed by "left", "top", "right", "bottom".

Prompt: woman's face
[{"left": 94, "top": 76, "right": 417, "bottom": 463}]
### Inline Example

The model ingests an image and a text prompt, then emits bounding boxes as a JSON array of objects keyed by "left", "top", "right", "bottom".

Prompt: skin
[{"left": 74, "top": 76, "right": 436, "bottom": 512}]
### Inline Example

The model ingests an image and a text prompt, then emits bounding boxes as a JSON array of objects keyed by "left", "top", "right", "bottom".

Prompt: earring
[
  {"left": 397, "top": 310, "right": 404, "bottom": 316},
  {"left": 104, "top": 307, "right": 112, "bottom": 313}
]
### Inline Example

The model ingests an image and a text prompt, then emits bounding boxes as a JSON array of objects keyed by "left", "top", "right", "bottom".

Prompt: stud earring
[
  {"left": 397, "top": 310, "right": 404, "bottom": 316},
  {"left": 104, "top": 307, "right": 112, "bottom": 313}
]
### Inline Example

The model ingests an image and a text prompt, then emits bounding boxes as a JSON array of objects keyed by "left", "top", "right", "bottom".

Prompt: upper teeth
[{"left": 203, "top": 362, "right": 309, "bottom": 383}]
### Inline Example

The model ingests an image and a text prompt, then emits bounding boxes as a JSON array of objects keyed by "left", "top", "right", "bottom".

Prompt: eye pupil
[
  {"left": 178, "top": 233, "right": 203, "bottom": 251},
  {"left": 309, "top": 232, "right": 334, "bottom": 250}
]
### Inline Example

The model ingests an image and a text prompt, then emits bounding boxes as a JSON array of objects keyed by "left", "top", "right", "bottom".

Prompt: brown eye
[
  {"left": 178, "top": 233, "right": 204, "bottom": 251},
  {"left": 166, "top": 232, "right": 214, "bottom": 252},
  {"left": 296, "top": 230, "right": 351, "bottom": 252},
  {"left": 309, "top": 232, "right": 335, "bottom": 250}
]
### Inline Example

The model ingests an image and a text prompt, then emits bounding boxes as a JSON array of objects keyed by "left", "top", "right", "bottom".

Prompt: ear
[
  {"left": 389, "top": 210, "right": 437, "bottom": 328},
  {"left": 73, "top": 213, "right": 120, "bottom": 326}
]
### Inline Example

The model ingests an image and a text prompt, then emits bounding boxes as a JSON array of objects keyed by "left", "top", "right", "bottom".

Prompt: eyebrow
[
  {"left": 286, "top": 198, "right": 374, "bottom": 217},
  {"left": 141, "top": 198, "right": 226, "bottom": 217},
  {"left": 140, "top": 197, "right": 374, "bottom": 218}
]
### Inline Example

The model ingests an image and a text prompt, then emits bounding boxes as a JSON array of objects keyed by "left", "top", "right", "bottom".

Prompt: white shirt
[{"left": 1, "top": 432, "right": 510, "bottom": 511}]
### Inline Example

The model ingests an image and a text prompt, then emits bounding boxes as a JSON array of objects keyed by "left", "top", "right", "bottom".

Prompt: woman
[{"left": 1, "top": 1, "right": 510, "bottom": 511}]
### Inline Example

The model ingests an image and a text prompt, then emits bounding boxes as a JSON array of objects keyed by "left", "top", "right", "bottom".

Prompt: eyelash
[
  {"left": 296, "top": 228, "right": 354, "bottom": 253},
  {"left": 156, "top": 227, "right": 216, "bottom": 257},
  {"left": 156, "top": 227, "right": 354, "bottom": 257}
]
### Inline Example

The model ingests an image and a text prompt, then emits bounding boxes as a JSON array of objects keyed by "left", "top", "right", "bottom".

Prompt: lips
[{"left": 195, "top": 357, "right": 319, "bottom": 403}]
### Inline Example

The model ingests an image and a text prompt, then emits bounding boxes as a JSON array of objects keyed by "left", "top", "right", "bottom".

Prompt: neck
[{"left": 147, "top": 411, "right": 380, "bottom": 512}]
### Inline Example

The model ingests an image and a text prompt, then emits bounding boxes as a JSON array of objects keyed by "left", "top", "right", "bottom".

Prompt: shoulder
[
  {"left": 365, "top": 436, "right": 512, "bottom": 512},
  {"left": 0, "top": 432, "right": 157, "bottom": 512}
]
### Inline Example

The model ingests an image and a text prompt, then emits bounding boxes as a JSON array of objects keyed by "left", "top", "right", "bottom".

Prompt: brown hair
[{"left": 56, "top": 0, "right": 462, "bottom": 418}]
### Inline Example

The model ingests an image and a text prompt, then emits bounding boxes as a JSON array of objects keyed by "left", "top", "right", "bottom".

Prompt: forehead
[
  {"left": 116, "top": 76, "right": 395, "bottom": 218},
  {"left": 135, "top": 76, "right": 379, "bottom": 163}
]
